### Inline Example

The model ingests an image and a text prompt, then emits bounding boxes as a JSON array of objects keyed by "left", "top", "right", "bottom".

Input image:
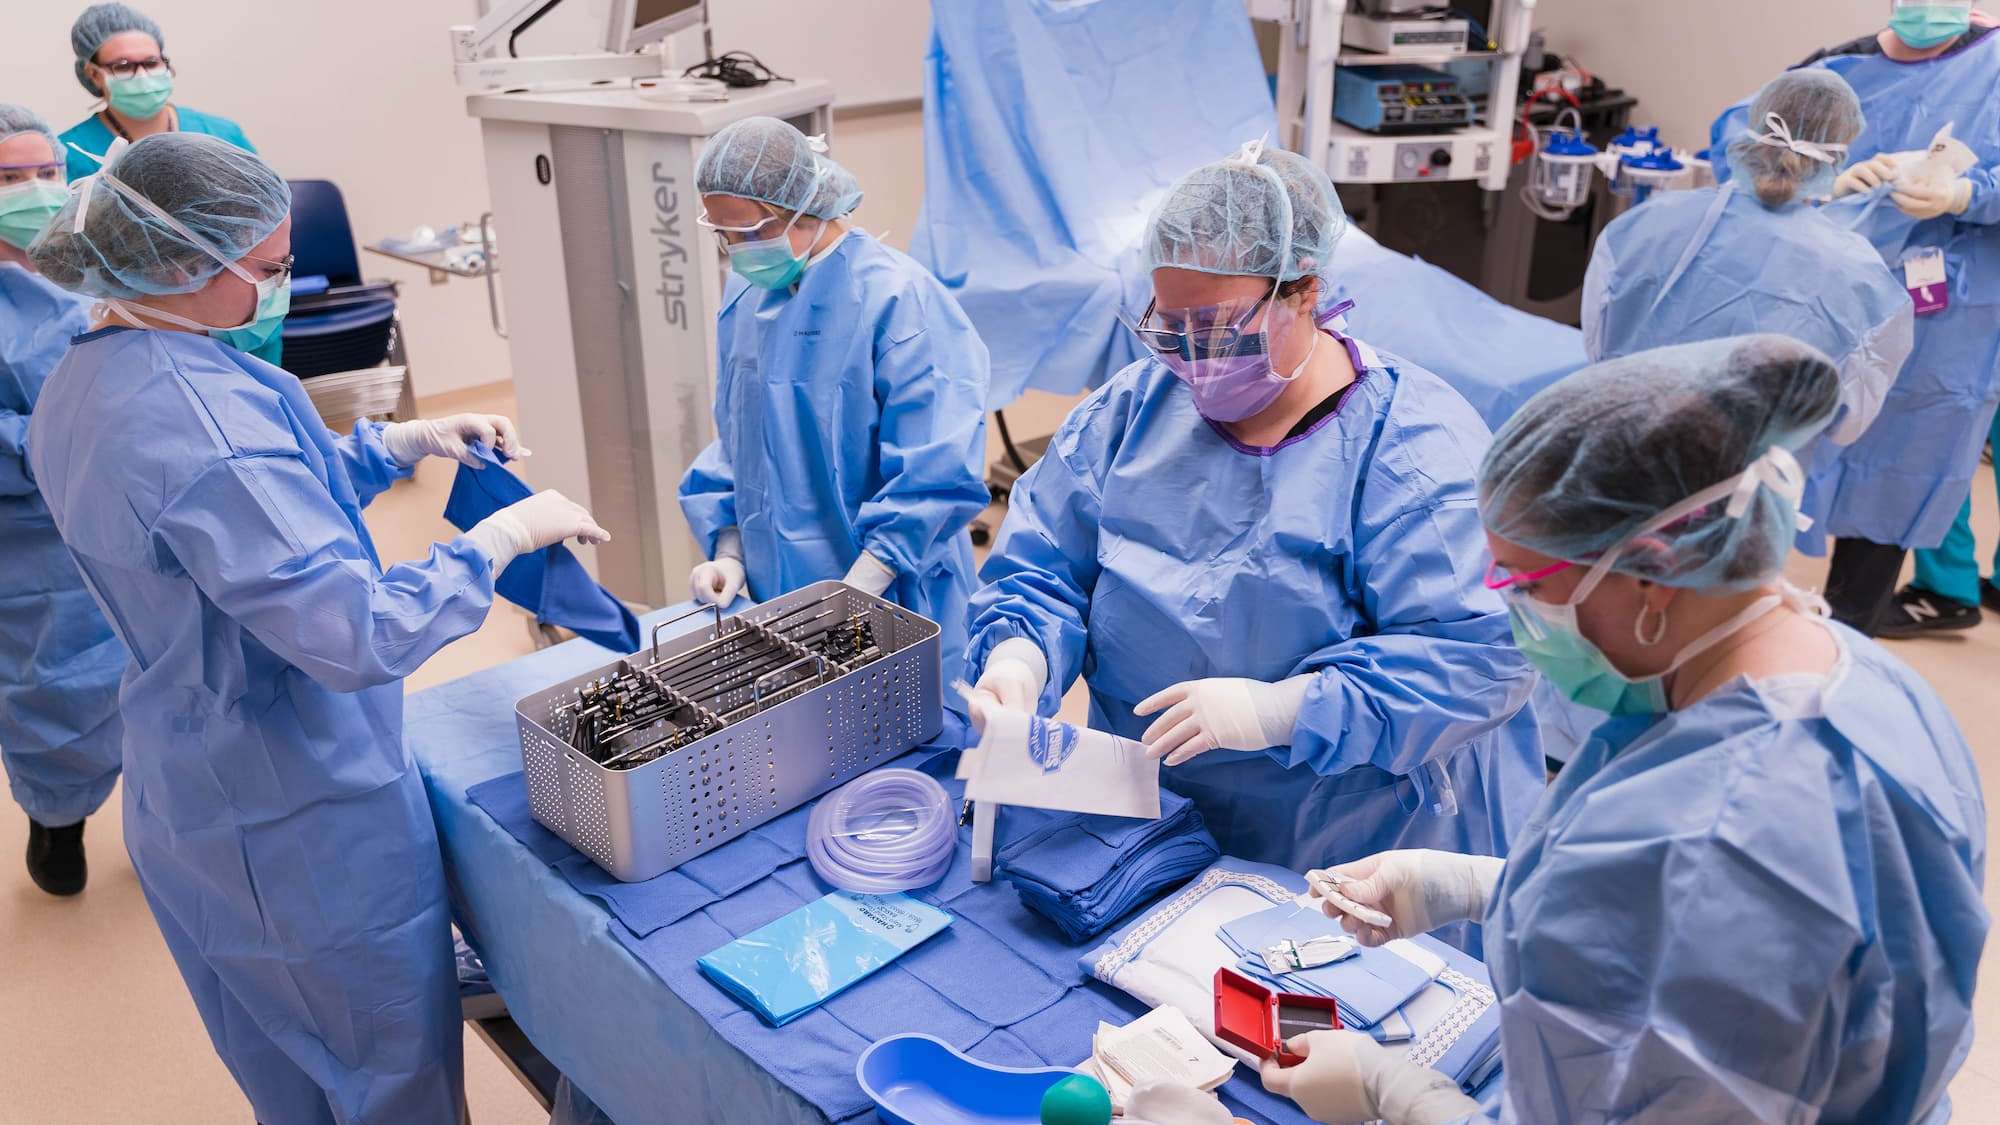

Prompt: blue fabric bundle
[
  {"left": 441, "top": 444, "right": 641, "bottom": 654},
  {"left": 993, "top": 791, "right": 1220, "bottom": 943}
]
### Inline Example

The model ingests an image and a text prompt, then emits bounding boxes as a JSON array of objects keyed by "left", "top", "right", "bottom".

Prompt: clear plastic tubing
[{"left": 806, "top": 768, "right": 956, "bottom": 894}]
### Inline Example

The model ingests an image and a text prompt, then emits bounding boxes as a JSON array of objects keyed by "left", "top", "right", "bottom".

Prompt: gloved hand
[
  {"left": 1832, "top": 154, "right": 1899, "bottom": 197},
  {"left": 966, "top": 637, "right": 1048, "bottom": 730},
  {"left": 382, "top": 413, "right": 529, "bottom": 469},
  {"left": 689, "top": 557, "right": 747, "bottom": 606},
  {"left": 1260, "top": 1032, "right": 1478, "bottom": 1125},
  {"left": 1135, "top": 675, "right": 1312, "bottom": 767},
  {"left": 1892, "top": 177, "right": 1974, "bottom": 220},
  {"left": 842, "top": 550, "right": 896, "bottom": 597},
  {"left": 462, "top": 489, "right": 609, "bottom": 572},
  {"left": 689, "top": 527, "right": 746, "bottom": 607},
  {"left": 1305, "top": 849, "right": 1505, "bottom": 947}
]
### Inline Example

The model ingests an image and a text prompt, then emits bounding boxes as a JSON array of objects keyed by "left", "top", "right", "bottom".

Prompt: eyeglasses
[
  {"left": 241, "top": 252, "right": 294, "bottom": 283},
  {"left": 0, "top": 162, "right": 65, "bottom": 187},
  {"left": 696, "top": 208, "right": 779, "bottom": 253},
  {"left": 96, "top": 55, "right": 173, "bottom": 80},
  {"left": 1125, "top": 290, "right": 1275, "bottom": 358},
  {"left": 1483, "top": 558, "right": 1574, "bottom": 592}
]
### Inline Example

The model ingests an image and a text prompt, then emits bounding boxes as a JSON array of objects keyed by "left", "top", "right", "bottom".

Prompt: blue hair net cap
[
  {"left": 72, "top": 2, "right": 165, "bottom": 94},
  {"left": 695, "top": 116, "right": 863, "bottom": 220},
  {"left": 1479, "top": 334, "right": 1843, "bottom": 592},
  {"left": 0, "top": 104, "right": 62, "bottom": 158},
  {"left": 1144, "top": 139, "right": 1348, "bottom": 288},
  {"left": 30, "top": 133, "right": 290, "bottom": 301},
  {"left": 1727, "top": 70, "right": 1864, "bottom": 204}
]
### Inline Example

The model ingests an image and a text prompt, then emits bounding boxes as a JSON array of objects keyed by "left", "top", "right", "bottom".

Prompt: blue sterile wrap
[
  {"left": 442, "top": 443, "right": 641, "bottom": 654},
  {"left": 993, "top": 792, "right": 1221, "bottom": 943}
]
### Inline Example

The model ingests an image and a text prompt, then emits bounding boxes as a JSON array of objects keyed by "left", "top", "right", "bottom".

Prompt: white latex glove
[
  {"left": 689, "top": 557, "right": 747, "bottom": 606},
  {"left": 1305, "top": 849, "right": 1505, "bottom": 948},
  {"left": 842, "top": 550, "right": 896, "bottom": 597},
  {"left": 1261, "top": 1032, "right": 1477, "bottom": 1125},
  {"left": 966, "top": 637, "right": 1047, "bottom": 733},
  {"left": 689, "top": 527, "right": 746, "bottom": 606},
  {"left": 1832, "top": 154, "right": 1899, "bottom": 197},
  {"left": 1135, "top": 675, "right": 1312, "bottom": 767},
  {"left": 1892, "top": 177, "right": 1974, "bottom": 220},
  {"left": 1125, "top": 1081, "right": 1233, "bottom": 1125},
  {"left": 462, "top": 489, "right": 609, "bottom": 572},
  {"left": 381, "top": 413, "right": 529, "bottom": 469}
]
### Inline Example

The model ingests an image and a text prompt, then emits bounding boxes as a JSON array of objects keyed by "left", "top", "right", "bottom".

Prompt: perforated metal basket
[{"left": 514, "top": 581, "right": 944, "bottom": 881}]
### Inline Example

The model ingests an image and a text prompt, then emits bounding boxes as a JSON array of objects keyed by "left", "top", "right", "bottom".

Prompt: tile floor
[{"left": 3, "top": 383, "right": 1997, "bottom": 1122}]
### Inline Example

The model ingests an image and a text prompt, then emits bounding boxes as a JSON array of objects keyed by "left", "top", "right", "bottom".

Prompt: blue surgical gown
[
  {"left": 1581, "top": 184, "right": 1914, "bottom": 555},
  {"left": 911, "top": 0, "right": 1277, "bottom": 405},
  {"left": 27, "top": 326, "right": 495, "bottom": 1125},
  {"left": 1713, "top": 35, "right": 2000, "bottom": 549},
  {"left": 966, "top": 336, "right": 1545, "bottom": 891},
  {"left": 1471, "top": 624, "right": 1986, "bottom": 1123},
  {"left": 0, "top": 264, "right": 124, "bottom": 826},
  {"left": 679, "top": 232, "right": 990, "bottom": 685}
]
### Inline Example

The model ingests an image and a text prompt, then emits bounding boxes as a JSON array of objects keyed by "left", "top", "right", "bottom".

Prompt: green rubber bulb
[{"left": 1040, "top": 1073, "right": 1113, "bottom": 1125}]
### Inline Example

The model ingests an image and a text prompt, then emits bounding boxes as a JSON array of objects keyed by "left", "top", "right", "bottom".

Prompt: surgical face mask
[
  {"left": 109, "top": 261, "right": 290, "bottom": 353},
  {"left": 727, "top": 211, "right": 811, "bottom": 290},
  {"left": 1487, "top": 445, "right": 1809, "bottom": 714},
  {"left": 1890, "top": 2, "right": 1972, "bottom": 47},
  {"left": 0, "top": 179, "right": 68, "bottom": 250},
  {"left": 105, "top": 71, "right": 174, "bottom": 119}
]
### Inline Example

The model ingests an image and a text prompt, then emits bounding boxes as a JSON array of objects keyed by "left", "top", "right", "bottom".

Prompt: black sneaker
[
  {"left": 25, "top": 819, "right": 86, "bottom": 896},
  {"left": 1982, "top": 579, "right": 2000, "bottom": 614},
  {"left": 1875, "top": 586, "right": 1982, "bottom": 639}
]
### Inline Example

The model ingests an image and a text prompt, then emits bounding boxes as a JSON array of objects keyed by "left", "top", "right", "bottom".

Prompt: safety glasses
[
  {"left": 1483, "top": 558, "right": 1574, "bottom": 592},
  {"left": 1123, "top": 286, "right": 1276, "bottom": 359},
  {"left": 241, "top": 252, "right": 294, "bottom": 284},
  {"left": 696, "top": 208, "right": 779, "bottom": 252}
]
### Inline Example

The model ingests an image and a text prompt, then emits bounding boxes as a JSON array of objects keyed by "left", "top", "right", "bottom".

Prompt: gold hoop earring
[{"left": 1634, "top": 603, "right": 1668, "bottom": 647}]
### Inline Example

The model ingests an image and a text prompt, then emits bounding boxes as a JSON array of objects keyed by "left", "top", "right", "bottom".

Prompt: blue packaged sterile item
[{"left": 697, "top": 892, "right": 953, "bottom": 1026}]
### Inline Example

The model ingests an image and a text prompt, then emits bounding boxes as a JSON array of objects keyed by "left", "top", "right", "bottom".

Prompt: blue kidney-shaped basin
[{"left": 857, "top": 1034, "right": 1081, "bottom": 1125}]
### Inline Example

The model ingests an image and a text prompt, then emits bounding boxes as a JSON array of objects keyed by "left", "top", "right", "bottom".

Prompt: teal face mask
[
  {"left": 211, "top": 271, "right": 291, "bottom": 353},
  {"left": 727, "top": 230, "right": 809, "bottom": 290},
  {"left": 106, "top": 71, "right": 174, "bottom": 119},
  {"left": 1890, "top": 3, "right": 1972, "bottom": 48},
  {"left": 0, "top": 179, "right": 68, "bottom": 250}
]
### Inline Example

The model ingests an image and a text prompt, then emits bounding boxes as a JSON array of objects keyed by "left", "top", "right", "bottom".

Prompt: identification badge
[{"left": 1904, "top": 248, "right": 1949, "bottom": 317}]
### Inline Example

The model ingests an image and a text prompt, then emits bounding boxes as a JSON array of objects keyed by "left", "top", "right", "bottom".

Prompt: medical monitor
[{"left": 617, "top": 0, "right": 705, "bottom": 51}]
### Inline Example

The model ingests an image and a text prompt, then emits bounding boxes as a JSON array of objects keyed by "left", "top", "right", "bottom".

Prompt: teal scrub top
[{"left": 58, "top": 106, "right": 256, "bottom": 181}]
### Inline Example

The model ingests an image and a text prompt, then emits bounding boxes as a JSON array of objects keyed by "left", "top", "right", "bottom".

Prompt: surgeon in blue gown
[
  {"left": 27, "top": 133, "right": 608, "bottom": 1124},
  {"left": 0, "top": 104, "right": 124, "bottom": 896},
  {"left": 1260, "top": 337, "right": 1986, "bottom": 1125},
  {"left": 964, "top": 141, "right": 1544, "bottom": 910},
  {"left": 1587, "top": 70, "right": 1911, "bottom": 552},
  {"left": 1712, "top": 7, "right": 2000, "bottom": 637},
  {"left": 680, "top": 117, "right": 990, "bottom": 686}
]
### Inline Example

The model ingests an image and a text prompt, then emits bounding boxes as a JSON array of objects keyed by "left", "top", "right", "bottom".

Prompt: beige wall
[
  {"left": 1533, "top": 0, "right": 1889, "bottom": 151},
  {"left": 7, "top": 0, "right": 929, "bottom": 400}
]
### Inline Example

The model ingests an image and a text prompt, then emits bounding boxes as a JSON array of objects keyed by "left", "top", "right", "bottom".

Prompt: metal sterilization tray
[{"left": 514, "top": 581, "right": 943, "bottom": 881}]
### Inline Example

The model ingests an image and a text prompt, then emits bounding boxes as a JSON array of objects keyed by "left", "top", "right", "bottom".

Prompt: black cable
[
  {"left": 683, "top": 50, "right": 793, "bottom": 88},
  {"left": 994, "top": 410, "right": 1030, "bottom": 474},
  {"left": 507, "top": 0, "right": 569, "bottom": 58}
]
